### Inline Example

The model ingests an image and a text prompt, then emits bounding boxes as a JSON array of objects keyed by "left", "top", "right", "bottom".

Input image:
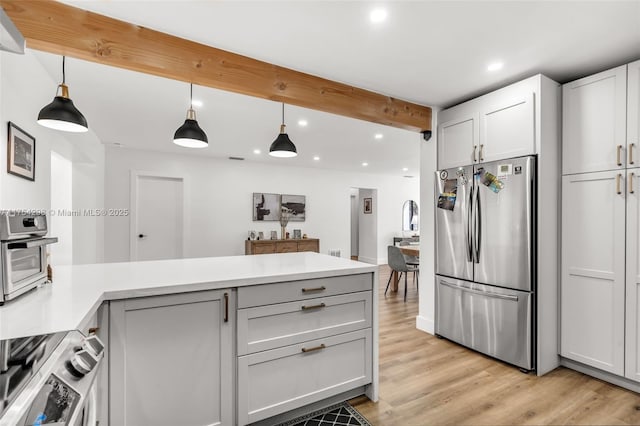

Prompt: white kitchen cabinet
[
  {"left": 437, "top": 113, "right": 478, "bottom": 169},
  {"left": 626, "top": 169, "right": 640, "bottom": 381},
  {"left": 479, "top": 91, "right": 535, "bottom": 163},
  {"left": 628, "top": 60, "right": 640, "bottom": 168},
  {"left": 109, "top": 290, "right": 234, "bottom": 426},
  {"left": 236, "top": 274, "right": 374, "bottom": 425},
  {"left": 437, "top": 76, "right": 542, "bottom": 170},
  {"left": 561, "top": 171, "right": 626, "bottom": 375},
  {"left": 562, "top": 65, "right": 627, "bottom": 175}
]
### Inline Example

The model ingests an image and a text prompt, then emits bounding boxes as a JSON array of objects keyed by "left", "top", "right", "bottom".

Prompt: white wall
[
  {"left": 357, "top": 188, "right": 377, "bottom": 264},
  {"left": 0, "top": 49, "right": 105, "bottom": 265},
  {"left": 104, "top": 147, "right": 419, "bottom": 263},
  {"left": 417, "top": 110, "right": 439, "bottom": 335},
  {"left": 350, "top": 188, "right": 359, "bottom": 257},
  {"left": 50, "top": 152, "right": 73, "bottom": 265}
]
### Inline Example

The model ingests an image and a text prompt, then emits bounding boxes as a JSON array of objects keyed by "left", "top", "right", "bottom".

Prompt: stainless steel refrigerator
[{"left": 435, "top": 155, "right": 535, "bottom": 371}]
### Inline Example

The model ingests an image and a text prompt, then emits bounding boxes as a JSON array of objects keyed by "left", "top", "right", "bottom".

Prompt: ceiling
[{"left": 36, "top": 0, "right": 640, "bottom": 175}]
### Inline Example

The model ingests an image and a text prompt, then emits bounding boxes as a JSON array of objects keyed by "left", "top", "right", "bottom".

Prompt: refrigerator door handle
[
  {"left": 474, "top": 184, "right": 482, "bottom": 263},
  {"left": 440, "top": 280, "right": 519, "bottom": 302},
  {"left": 466, "top": 185, "right": 473, "bottom": 262}
]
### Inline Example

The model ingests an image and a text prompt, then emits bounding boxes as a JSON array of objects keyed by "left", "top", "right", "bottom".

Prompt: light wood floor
[{"left": 350, "top": 265, "right": 640, "bottom": 425}]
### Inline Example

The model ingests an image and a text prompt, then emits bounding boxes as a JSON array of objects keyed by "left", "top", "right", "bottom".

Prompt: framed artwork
[
  {"left": 281, "top": 194, "right": 306, "bottom": 222},
  {"left": 253, "top": 193, "right": 281, "bottom": 221},
  {"left": 7, "top": 122, "right": 35, "bottom": 181},
  {"left": 364, "top": 197, "right": 373, "bottom": 214}
]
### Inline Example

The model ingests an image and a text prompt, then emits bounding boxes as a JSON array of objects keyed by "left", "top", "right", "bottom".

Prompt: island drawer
[
  {"left": 237, "top": 328, "right": 372, "bottom": 425},
  {"left": 237, "top": 273, "right": 372, "bottom": 308},
  {"left": 237, "top": 291, "right": 372, "bottom": 355}
]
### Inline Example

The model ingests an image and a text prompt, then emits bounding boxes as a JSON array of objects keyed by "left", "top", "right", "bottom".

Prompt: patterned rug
[{"left": 277, "top": 402, "right": 372, "bottom": 426}]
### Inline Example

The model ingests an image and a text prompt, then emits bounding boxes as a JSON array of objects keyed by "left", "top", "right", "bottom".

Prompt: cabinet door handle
[
  {"left": 473, "top": 145, "right": 478, "bottom": 162},
  {"left": 223, "top": 292, "right": 229, "bottom": 322},
  {"left": 479, "top": 144, "right": 485, "bottom": 162},
  {"left": 617, "top": 145, "right": 623, "bottom": 166},
  {"left": 616, "top": 173, "right": 622, "bottom": 195},
  {"left": 301, "top": 343, "right": 326, "bottom": 353},
  {"left": 630, "top": 143, "right": 636, "bottom": 165},
  {"left": 631, "top": 172, "right": 636, "bottom": 194},
  {"left": 301, "top": 303, "right": 326, "bottom": 311},
  {"left": 302, "top": 286, "right": 326, "bottom": 293}
]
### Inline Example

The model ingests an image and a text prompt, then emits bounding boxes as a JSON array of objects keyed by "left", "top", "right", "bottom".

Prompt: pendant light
[
  {"left": 37, "top": 56, "right": 88, "bottom": 133},
  {"left": 269, "top": 103, "right": 297, "bottom": 158},
  {"left": 173, "top": 83, "right": 208, "bottom": 148}
]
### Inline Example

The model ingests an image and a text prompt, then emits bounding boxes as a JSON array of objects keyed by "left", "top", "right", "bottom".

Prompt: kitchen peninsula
[{"left": 0, "top": 252, "right": 378, "bottom": 425}]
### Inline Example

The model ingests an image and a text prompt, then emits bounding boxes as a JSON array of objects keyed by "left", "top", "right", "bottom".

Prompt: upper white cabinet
[
  {"left": 561, "top": 171, "right": 626, "bottom": 375},
  {"left": 437, "top": 75, "right": 540, "bottom": 169},
  {"left": 109, "top": 290, "right": 234, "bottom": 426},
  {"left": 562, "top": 65, "right": 627, "bottom": 174},
  {"left": 628, "top": 60, "right": 640, "bottom": 168},
  {"left": 479, "top": 92, "right": 535, "bottom": 163},
  {"left": 437, "top": 113, "right": 478, "bottom": 169}
]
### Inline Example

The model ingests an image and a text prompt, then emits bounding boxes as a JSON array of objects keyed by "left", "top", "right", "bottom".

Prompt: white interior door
[{"left": 131, "top": 172, "right": 184, "bottom": 261}]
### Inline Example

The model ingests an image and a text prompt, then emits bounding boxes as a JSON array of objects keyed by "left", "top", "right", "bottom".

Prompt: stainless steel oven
[{"left": 0, "top": 211, "right": 57, "bottom": 305}]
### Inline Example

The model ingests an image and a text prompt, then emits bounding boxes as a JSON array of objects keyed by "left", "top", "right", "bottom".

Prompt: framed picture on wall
[
  {"left": 364, "top": 197, "right": 372, "bottom": 214},
  {"left": 281, "top": 194, "right": 306, "bottom": 222},
  {"left": 253, "top": 193, "right": 281, "bottom": 221},
  {"left": 7, "top": 122, "right": 36, "bottom": 181}
]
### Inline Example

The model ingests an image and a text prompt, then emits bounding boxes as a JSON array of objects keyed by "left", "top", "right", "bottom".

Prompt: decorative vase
[
  {"left": 281, "top": 226, "right": 286, "bottom": 240},
  {"left": 279, "top": 208, "right": 291, "bottom": 240}
]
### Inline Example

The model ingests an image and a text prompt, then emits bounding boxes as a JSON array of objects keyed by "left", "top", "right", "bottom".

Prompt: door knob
[{"left": 138, "top": 234, "right": 146, "bottom": 239}]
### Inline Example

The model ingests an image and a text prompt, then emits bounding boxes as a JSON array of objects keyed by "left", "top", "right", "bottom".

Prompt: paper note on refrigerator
[{"left": 437, "top": 179, "right": 458, "bottom": 211}]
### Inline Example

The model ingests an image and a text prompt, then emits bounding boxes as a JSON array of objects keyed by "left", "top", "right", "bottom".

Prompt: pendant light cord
[
  {"left": 62, "top": 56, "right": 66, "bottom": 84},
  {"left": 190, "top": 83, "right": 193, "bottom": 109},
  {"left": 282, "top": 102, "right": 285, "bottom": 125}
]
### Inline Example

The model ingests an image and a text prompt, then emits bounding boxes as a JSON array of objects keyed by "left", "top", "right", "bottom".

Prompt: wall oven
[{"left": 0, "top": 211, "right": 57, "bottom": 305}]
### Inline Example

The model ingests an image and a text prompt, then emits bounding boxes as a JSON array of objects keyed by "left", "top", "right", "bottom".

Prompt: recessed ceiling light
[
  {"left": 370, "top": 8, "right": 387, "bottom": 23},
  {"left": 402, "top": 167, "right": 409, "bottom": 172},
  {"left": 191, "top": 99, "right": 203, "bottom": 107},
  {"left": 362, "top": 162, "right": 369, "bottom": 167},
  {"left": 374, "top": 133, "right": 383, "bottom": 140},
  {"left": 253, "top": 149, "right": 261, "bottom": 154},
  {"left": 487, "top": 62, "right": 504, "bottom": 72},
  {"left": 298, "top": 119, "right": 308, "bottom": 127},
  {"left": 313, "top": 156, "right": 320, "bottom": 161}
]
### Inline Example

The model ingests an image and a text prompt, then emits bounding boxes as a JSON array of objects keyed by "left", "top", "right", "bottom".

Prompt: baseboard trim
[
  {"left": 416, "top": 315, "right": 434, "bottom": 335},
  {"left": 560, "top": 357, "right": 640, "bottom": 393},
  {"left": 358, "top": 256, "right": 377, "bottom": 265}
]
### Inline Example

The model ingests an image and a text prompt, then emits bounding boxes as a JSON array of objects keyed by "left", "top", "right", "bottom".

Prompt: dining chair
[{"left": 385, "top": 245, "right": 419, "bottom": 302}]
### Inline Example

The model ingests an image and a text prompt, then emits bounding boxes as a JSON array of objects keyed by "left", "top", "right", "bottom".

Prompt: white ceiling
[{"left": 39, "top": 0, "right": 640, "bottom": 175}]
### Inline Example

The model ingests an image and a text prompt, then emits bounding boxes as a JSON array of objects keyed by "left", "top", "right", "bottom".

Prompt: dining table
[{"left": 392, "top": 245, "right": 420, "bottom": 292}]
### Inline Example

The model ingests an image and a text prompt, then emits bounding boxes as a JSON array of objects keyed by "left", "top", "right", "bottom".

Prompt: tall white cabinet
[{"left": 561, "top": 59, "right": 640, "bottom": 386}]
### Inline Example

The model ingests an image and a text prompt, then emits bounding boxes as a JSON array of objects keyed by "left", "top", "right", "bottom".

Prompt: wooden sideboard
[{"left": 245, "top": 238, "right": 319, "bottom": 255}]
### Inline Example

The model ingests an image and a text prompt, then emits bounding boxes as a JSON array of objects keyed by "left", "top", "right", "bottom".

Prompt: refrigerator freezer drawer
[{"left": 435, "top": 276, "right": 533, "bottom": 370}]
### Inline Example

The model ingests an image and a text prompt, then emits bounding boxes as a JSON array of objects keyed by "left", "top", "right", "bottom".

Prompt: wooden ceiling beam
[{"left": 1, "top": 0, "right": 432, "bottom": 133}]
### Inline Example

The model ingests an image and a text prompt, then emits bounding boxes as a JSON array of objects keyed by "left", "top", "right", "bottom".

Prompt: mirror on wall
[{"left": 402, "top": 200, "right": 419, "bottom": 233}]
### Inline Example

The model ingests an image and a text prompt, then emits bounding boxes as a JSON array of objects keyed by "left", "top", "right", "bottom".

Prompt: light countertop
[{"left": 0, "top": 252, "right": 376, "bottom": 340}]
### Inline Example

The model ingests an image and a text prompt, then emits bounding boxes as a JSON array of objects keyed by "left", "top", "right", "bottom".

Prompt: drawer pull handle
[
  {"left": 302, "top": 286, "right": 326, "bottom": 293},
  {"left": 473, "top": 145, "right": 478, "bottom": 162},
  {"left": 301, "top": 303, "right": 326, "bottom": 311},
  {"left": 616, "top": 173, "right": 622, "bottom": 195},
  {"left": 631, "top": 172, "right": 636, "bottom": 194},
  {"left": 479, "top": 144, "right": 485, "bottom": 162},
  {"left": 631, "top": 143, "right": 636, "bottom": 165},
  {"left": 301, "top": 344, "right": 326, "bottom": 353}
]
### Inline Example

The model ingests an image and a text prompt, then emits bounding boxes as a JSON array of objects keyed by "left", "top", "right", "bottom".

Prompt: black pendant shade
[
  {"left": 269, "top": 103, "right": 298, "bottom": 158},
  {"left": 173, "top": 84, "right": 208, "bottom": 148},
  {"left": 37, "top": 57, "right": 88, "bottom": 133}
]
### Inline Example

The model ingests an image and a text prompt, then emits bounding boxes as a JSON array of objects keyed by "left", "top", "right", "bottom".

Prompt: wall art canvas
[
  {"left": 7, "top": 122, "right": 35, "bottom": 181},
  {"left": 364, "top": 197, "right": 373, "bottom": 214},
  {"left": 253, "top": 193, "right": 281, "bottom": 221},
  {"left": 281, "top": 194, "right": 306, "bottom": 222}
]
